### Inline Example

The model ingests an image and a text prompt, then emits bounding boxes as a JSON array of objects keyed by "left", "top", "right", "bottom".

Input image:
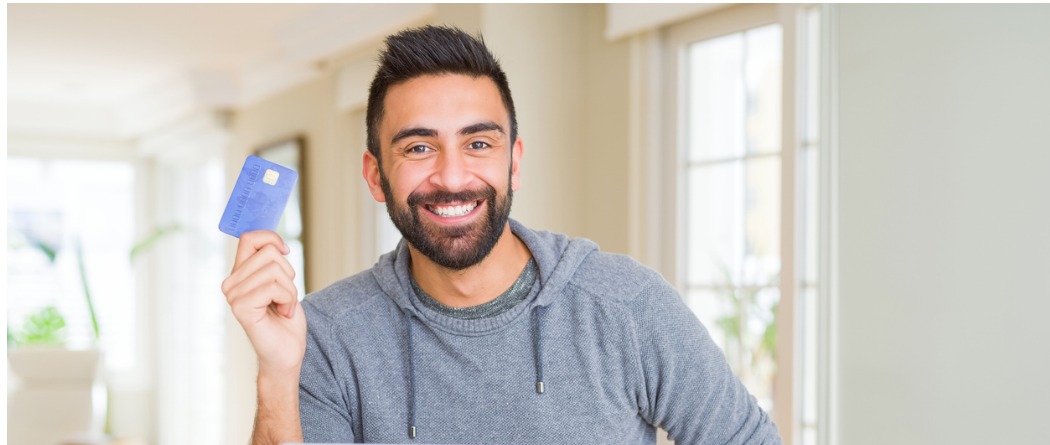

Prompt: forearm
[{"left": 251, "top": 371, "right": 303, "bottom": 445}]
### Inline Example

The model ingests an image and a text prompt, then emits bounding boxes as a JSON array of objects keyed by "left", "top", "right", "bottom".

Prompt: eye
[
  {"left": 405, "top": 144, "right": 432, "bottom": 155},
  {"left": 468, "top": 141, "right": 491, "bottom": 150}
]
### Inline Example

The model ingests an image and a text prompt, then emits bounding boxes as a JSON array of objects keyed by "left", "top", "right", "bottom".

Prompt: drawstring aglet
[
  {"left": 536, "top": 381, "right": 545, "bottom": 394},
  {"left": 409, "top": 425, "right": 417, "bottom": 439}
]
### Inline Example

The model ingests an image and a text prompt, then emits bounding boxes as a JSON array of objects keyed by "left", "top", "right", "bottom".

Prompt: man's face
[{"left": 364, "top": 74, "right": 523, "bottom": 270}]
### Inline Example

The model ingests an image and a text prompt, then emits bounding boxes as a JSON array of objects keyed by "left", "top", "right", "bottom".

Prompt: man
[{"left": 221, "top": 26, "right": 781, "bottom": 444}]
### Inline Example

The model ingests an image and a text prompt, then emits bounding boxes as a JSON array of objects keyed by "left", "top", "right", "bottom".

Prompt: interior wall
[
  {"left": 836, "top": 5, "right": 1050, "bottom": 444},
  {"left": 582, "top": 4, "right": 631, "bottom": 254},
  {"left": 479, "top": 3, "right": 588, "bottom": 238},
  {"left": 227, "top": 74, "right": 360, "bottom": 293},
  {"left": 224, "top": 72, "right": 360, "bottom": 444}
]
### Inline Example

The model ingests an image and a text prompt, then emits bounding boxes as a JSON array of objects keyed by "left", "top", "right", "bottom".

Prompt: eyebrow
[
  {"left": 458, "top": 121, "right": 505, "bottom": 136},
  {"left": 390, "top": 127, "right": 437, "bottom": 146},
  {"left": 389, "top": 121, "right": 506, "bottom": 146}
]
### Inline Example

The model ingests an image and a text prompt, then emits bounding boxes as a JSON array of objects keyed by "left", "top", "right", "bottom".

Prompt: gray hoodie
[{"left": 299, "top": 219, "right": 781, "bottom": 444}]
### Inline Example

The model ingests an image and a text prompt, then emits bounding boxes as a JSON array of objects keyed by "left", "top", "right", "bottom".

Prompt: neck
[{"left": 408, "top": 222, "right": 531, "bottom": 308}]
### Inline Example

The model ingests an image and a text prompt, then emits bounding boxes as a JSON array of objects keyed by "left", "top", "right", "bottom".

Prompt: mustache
[{"left": 407, "top": 186, "right": 496, "bottom": 207}]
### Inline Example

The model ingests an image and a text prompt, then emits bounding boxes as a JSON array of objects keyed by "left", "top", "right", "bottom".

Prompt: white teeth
[{"left": 429, "top": 201, "right": 478, "bottom": 217}]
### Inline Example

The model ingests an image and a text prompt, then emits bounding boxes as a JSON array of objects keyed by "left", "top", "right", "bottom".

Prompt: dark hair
[{"left": 365, "top": 25, "right": 518, "bottom": 162}]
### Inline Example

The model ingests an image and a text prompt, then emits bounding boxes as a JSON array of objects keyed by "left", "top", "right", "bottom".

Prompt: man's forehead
[
  {"left": 380, "top": 74, "right": 510, "bottom": 137},
  {"left": 384, "top": 74, "right": 503, "bottom": 106}
]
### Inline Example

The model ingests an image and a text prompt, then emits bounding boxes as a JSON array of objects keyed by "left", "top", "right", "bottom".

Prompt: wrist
[
  {"left": 257, "top": 368, "right": 300, "bottom": 397},
  {"left": 257, "top": 358, "right": 302, "bottom": 383},
  {"left": 254, "top": 370, "right": 302, "bottom": 445}
]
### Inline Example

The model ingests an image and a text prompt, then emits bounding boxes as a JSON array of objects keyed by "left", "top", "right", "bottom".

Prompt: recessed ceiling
[
  {"left": 8, "top": 3, "right": 318, "bottom": 105},
  {"left": 7, "top": 3, "right": 434, "bottom": 140}
]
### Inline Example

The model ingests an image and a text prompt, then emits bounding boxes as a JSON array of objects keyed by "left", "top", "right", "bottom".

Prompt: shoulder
[
  {"left": 567, "top": 250, "right": 676, "bottom": 306},
  {"left": 301, "top": 268, "right": 390, "bottom": 324}
]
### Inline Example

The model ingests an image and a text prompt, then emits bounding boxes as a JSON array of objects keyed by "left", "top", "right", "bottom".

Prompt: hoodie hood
[
  {"left": 371, "top": 218, "right": 598, "bottom": 332},
  {"left": 368, "top": 219, "right": 599, "bottom": 438}
]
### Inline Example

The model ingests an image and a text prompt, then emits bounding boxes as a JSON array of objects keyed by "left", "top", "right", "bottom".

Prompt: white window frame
[{"left": 627, "top": 4, "right": 838, "bottom": 445}]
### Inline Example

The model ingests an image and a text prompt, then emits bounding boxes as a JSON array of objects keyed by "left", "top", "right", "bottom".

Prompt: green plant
[
  {"left": 713, "top": 263, "right": 779, "bottom": 374},
  {"left": 10, "top": 306, "right": 68, "bottom": 346},
  {"left": 9, "top": 225, "right": 182, "bottom": 346},
  {"left": 75, "top": 238, "right": 101, "bottom": 342}
]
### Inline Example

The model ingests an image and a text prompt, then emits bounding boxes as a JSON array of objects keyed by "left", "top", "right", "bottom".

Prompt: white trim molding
[
  {"left": 817, "top": 6, "right": 839, "bottom": 445},
  {"left": 606, "top": 4, "right": 730, "bottom": 41}
]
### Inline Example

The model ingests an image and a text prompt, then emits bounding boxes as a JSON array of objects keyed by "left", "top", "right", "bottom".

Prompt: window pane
[
  {"left": 256, "top": 140, "right": 305, "bottom": 297},
  {"left": 685, "top": 157, "right": 780, "bottom": 287},
  {"left": 799, "top": 9, "right": 822, "bottom": 444},
  {"left": 804, "top": 7, "right": 822, "bottom": 144},
  {"left": 801, "top": 285, "right": 819, "bottom": 425},
  {"left": 802, "top": 147, "right": 820, "bottom": 285},
  {"left": 686, "top": 161, "right": 744, "bottom": 286},
  {"left": 7, "top": 158, "right": 136, "bottom": 366},
  {"left": 686, "top": 24, "right": 781, "bottom": 163},
  {"left": 687, "top": 33, "right": 745, "bottom": 162},
  {"left": 744, "top": 25, "right": 783, "bottom": 155},
  {"left": 680, "top": 18, "right": 785, "bottom": 425},
  {"left": 747, "top": 285, "right": 780, "bottom": 411},
  {"left": 686, "top": 286, "right": 779, "bottom": 411},
  {"left": 742, "top": 156, "right": 781, "bottom": 286}
]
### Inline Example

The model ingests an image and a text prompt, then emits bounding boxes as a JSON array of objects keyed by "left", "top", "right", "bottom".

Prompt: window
[
  {"left": 255, "top": 138, "right": 307, "bottom": 298},
  {"left": 7, "top": 158, "right": 137, "bottom": 366},
  {"left": 680, "top": 21, "right": 783, "bottom": 412},
  {"left": 797, "top": 6, "right": 824, "bottom": 444},
  {"left": 8, "top": 150, "right": 230, "bottom": 445},
  {"left": 151, "top": 156, "right": 227, "bottom": 445},
  {"left": 662, "top": 4, "right": 826, "bottom": 444}
]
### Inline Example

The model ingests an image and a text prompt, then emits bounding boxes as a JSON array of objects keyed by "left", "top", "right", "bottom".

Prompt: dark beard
[{"left": 380, "top": 170, "right": 513, "bottom": 270}]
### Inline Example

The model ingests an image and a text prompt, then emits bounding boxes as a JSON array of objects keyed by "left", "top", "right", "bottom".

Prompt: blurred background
[{"left": 6, "top": 4, "right": 1049, "bottom": 445}]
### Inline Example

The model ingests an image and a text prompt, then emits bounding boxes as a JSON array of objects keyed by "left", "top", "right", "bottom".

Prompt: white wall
[
  {"left": 481, "top": 4, "right": 589, "bottom": 237},
  {"left": 836, "top": 5, "right": 1050, "bottom": 444}
]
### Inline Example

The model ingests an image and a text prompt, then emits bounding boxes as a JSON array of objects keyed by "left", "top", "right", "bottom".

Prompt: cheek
[{"left": 387, "top": 166, "right": 430, "bottom": 199}]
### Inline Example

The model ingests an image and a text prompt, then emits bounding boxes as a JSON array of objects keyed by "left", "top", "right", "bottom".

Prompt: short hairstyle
[{"left": 365, "top": 25, "right": 518, "bottom": 162}]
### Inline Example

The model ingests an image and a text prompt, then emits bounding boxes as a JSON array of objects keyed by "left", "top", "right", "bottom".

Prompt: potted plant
[
  {"left": 7, "top": 226, "right": 180, "bottom": 445},
  {"left": 7, "top": 235, "right": 106, "bottom": 445}
]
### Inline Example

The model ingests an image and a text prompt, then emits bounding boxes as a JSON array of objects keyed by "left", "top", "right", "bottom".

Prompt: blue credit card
[{"left": 218, "top": 155, "right": 299, "bottom": 238}]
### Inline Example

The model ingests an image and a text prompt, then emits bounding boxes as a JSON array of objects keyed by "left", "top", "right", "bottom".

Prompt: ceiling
[{"left": 7, "top": 3, "right": 434, "bottom": 141}]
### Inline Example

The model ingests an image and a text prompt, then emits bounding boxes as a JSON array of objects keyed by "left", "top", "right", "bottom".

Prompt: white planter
[{"left": 7, "top": 346, "right": 106, "bottom": 445}]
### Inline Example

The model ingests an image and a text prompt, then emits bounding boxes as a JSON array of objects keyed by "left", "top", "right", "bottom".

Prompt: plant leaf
[
  {"left": 17, "top": 305, "right": 67, "bottom": 345},
  {"left": 129, "top": 224, "right": 183, "bottom": 261}
]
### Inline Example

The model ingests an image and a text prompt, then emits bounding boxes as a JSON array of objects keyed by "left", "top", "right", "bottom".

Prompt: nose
[{"left": 429, "top": 147, "right": 471, "bottom": 192}]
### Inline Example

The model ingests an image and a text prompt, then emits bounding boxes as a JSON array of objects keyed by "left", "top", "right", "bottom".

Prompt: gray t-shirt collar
[{"left": 409, "top": 257, "right": 538, "bottom": 320}]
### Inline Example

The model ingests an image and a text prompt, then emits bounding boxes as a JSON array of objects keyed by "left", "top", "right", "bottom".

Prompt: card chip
[{"left": 263, "top": 169, "right": 280, "bottom": 186}]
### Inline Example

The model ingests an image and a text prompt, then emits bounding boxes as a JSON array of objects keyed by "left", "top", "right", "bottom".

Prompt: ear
[
  {"left": 510, "top": 137, "right": 524, "bottom": 192},
  {"left": 362, "top": 151, "right": 387, "bottom": 203}
]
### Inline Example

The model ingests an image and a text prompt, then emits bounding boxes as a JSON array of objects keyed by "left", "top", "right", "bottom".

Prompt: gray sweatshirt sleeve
[
  {"left": 299, "top": 302, "right": 356, "bottom": 442},
  {"left": 631, "top": 282, "right": 782, "bottom": 444}
]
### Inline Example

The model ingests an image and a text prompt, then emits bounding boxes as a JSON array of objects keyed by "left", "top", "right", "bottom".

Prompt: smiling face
[{"left": 363, "top": 74, "right": 523, "bottom": 270}]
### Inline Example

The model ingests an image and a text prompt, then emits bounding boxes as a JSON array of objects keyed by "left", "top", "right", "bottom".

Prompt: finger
[
  {"left": 274, "top": 296, "right": 299, "bottom": 319},
  {"left": 230, "top": 281, "right": 298, "bottom": 324},
  {"left": 226, "top": 262, "right": 298, "bottom": 305},
  {"left": 222, "top": 244, "right": 294, "bottom": 295},
  {"left": 234, "top": 231, "right": 289, "bottom": 269},
  {"left": 231, "top": 243, "right": 295, "bottom": 282}
]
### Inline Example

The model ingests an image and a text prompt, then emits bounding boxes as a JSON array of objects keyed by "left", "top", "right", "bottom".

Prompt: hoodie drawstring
[
  {"left": 404, "top": 311, "right": 418, "bottom": 439},
  {"left": 403, "top": 305, "right": 546, "bottom": 439},
  {"left": 531, "top": 306, "right": 545, "bottom": 394}
]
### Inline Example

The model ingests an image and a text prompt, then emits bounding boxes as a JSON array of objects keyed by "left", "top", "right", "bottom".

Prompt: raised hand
[{"left": 221, "top": 230, "right": 307, "bottom": 376}]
